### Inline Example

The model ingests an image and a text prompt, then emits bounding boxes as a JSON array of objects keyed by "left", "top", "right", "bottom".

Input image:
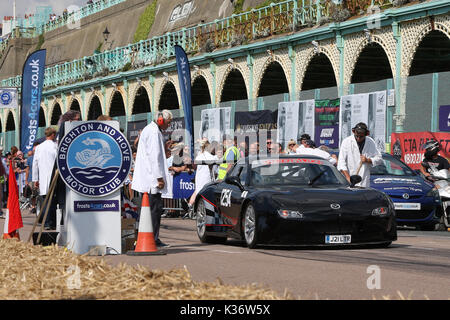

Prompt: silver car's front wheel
[{"left": 244, "top": 204, "right": 258, "bottom": 249}]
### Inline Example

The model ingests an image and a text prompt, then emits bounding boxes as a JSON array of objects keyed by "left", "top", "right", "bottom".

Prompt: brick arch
[
  {"left": 346, "top": 35, "right": 396, "bottom": 85},
  {"left": 49, "top": 99, "right": 63, "bottom": 125},
  {"left": 87, "top": 92, "right": 104, "bottom": 119},
  {"left": 156, "top": 78, "right": 180, "bottom": 111},
  {"left": 217, "top": 63, "right": 249, "bottom": 103},
  {"left": 255, "top": 55, "right": 290, "bottom": 97},
  {"left": 402, "top": 22, "right": 450, "bottom": 77},
  {"left": 130, "top": 83, "right": 152, "bottom": 114},
  {"left": 106, "top": 88, "right": 126, "bottom": 116},
  {"left": 297, "top": 44, "right": 340, "bottom": 92}
]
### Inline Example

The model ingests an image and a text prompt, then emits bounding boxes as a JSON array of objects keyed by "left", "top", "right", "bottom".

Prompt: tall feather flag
[
  {"left": 3, "top": 161, "right": 23, "bottom": 239},
  {"left": 174, "top": 45, "right": 194, "bottom": 161},
  {"left": 20, "top": 49, "right": 46, "bottom": 154}
]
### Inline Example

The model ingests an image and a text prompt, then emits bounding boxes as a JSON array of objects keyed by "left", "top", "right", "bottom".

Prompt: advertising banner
[
  {"left": 199, "top": 107, "right": 231, "bottom": 143},
  {"left": 391, "top": 132, "right": 450, "bottom": 170},
  {"left": 0, "top": 87, "right": 18, "bottom": 109},
  {"left": 172, "top": 172, "right": 195, "bottom": 199},
  {"left": 126, "top": 119, "right": 147, "bottom": 146},
  {"left": 314, "top": 98, "right": 340, "bottom": 149},
  {"left": 369, "top": 91, "right": 387, "bottom": 152},
  {"left": 20, "top": 49, "right": 46, "bottom": 153},
  {"left": 277, "top": 101, "right": 299, "bottom": 148},
  {"left": 162, "top": 116, "right": 185, "bottom": 143},
  {"left": 439, "top": 105, "right": 450, "bottom": 132},
  {"left": 277, "top": 100, "right": 315, "bottom": 148},
  {"left": 235, "top": 110, "right": 277, "bottom": 134},
  {"left": 340, "top": 91, "right": 387, "bottom": 151},
  {"left": 174, "top": 45, "right": 193, "bottom": 160}
]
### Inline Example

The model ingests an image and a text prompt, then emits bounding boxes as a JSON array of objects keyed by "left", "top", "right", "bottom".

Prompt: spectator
[
  {"left": 132, "top": 110, "right": 173, "bottom": 248},
  {"left": 33, "top": 127, "right": 57, "bottom": 230},
  {"left": 187, "top": 139, "right": 217, "bottom": 214},
  {"left": 297, "top": 140, "right": 337, "bottom": 165}
]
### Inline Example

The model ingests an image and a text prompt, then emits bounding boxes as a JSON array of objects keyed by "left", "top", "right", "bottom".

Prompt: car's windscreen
[
  {"left": 370, "top": 155, "right": 416, "bottom": 176},
  {"left": 250, "top": 159, "right": 348, "bottom": 186}
]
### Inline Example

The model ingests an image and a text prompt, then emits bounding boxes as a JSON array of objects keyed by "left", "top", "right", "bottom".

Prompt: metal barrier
[{"left": 162, "top": 198, "right": 187, "bottom": 218}]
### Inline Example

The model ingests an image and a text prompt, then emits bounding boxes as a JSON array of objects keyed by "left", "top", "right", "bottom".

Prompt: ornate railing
[{"left": 1, "top": 0, "right": 398, "bottom": 90}]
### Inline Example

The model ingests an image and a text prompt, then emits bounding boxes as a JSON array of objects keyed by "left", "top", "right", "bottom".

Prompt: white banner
[
  {"left": 0, "top": 87, "right": 18, "bottom": 109},
  {"left": 199, "top": 107, "right": 231, "bottom": 143},
  {"left": 339, "top": 91, "right": 386, "bottom": 151},
  {"left": 278, "top": 101, "right": 299, "bottom": 148},
  {"left": 278, "top": 100, "right": 315, "bottom": 148},
  {"left": 369, "top": 90, "right": 387, "bottom": 152}
]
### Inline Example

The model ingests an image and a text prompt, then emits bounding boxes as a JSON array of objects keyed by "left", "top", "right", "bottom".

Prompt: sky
[{"left": 0, "top": 0, "right": 87, "bottom": 21}]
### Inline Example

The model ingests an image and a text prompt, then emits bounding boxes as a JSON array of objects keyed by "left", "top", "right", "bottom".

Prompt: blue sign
[
  {"left": 174, "top": 45, "right": 193, "bottom": 161},
  {"left": 172, "top": 172, "right": 195, "bottom": 199},
  {"left": 20, "top": 50, "right": 46, "bottom": 153},
  {"left": 57, "top": 122, "right": 132, "bottom": 197},
  {"left": 439, "top": 105, "right": 450, "bottom": 132}
]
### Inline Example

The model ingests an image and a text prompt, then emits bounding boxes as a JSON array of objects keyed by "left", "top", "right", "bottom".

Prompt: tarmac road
[
  {"left": 107, "top": 217, "right": 450, "bottom": 300},
  {"left": 3, "top": 211, "right": 450, "bottom": 300}
]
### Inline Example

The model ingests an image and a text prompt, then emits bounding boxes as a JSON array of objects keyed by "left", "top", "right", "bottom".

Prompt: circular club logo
[
  {"left": 57, "top": 122, "right": 132, "bottom": 197},
  {"left": 1, "top": 92, "right": 12, "bottom": 106}
]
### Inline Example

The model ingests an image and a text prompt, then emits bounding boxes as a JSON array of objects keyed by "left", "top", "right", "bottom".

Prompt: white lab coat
[
  {"left": 194, "top": 151, "right": 217, "bottom": 192},
  {"left": 337, "top": 135, "right": 382, "bottom": 187},
  {"left": 132, "top": 121, "right": 171, "bottom": 196},
  {"left": 297, "top": 147, "right": 337, "bottom": 165},
  {"left": 32, "top": 139, "right": 57, "bottom": 196}
]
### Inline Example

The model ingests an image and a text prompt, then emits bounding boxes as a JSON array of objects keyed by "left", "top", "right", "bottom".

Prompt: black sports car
[{"left": 194, "top": 155, "right": 397, "bottom": 248}]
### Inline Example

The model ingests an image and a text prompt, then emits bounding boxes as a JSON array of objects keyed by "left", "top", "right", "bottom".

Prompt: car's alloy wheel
[
  {"left": 196, "top": 199, "right": 227, "bottom": 244},
  {"left": 244, "top": 204, "right": 258, "bottom": 248},
  {"left": 196, "top": 200, "right": 207, "bottom": 240}
]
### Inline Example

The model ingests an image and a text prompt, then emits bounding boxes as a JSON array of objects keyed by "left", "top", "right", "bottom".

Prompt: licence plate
[
  {"left": 325, "top": 235, "right": 351, "bottom": 244},
  {"left": 394, "top": 202, "right": 421, "bottom": 210}
]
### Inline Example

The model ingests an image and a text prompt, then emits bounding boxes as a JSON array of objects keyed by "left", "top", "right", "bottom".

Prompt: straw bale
[{"left": 0, "top": 239, "right": 286, "bottom": 300}]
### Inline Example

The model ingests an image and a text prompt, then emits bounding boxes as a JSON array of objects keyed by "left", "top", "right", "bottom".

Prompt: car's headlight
[
  {"left": 426, "top": 188, "right": 441, "bottom": 202},
  {"left": 372, "top": 207, "right": 389, "bottom": 216},
  {"left": 277, "top": 209, "right": 304, "bottom": 219}
]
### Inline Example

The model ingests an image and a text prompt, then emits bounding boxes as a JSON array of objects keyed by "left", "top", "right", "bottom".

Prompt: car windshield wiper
[{"left": 309, "top": 170, "right": 326, "bottom": 185}]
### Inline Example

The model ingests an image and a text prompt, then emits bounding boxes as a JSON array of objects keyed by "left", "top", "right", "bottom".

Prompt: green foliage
[
  {"left": 134, "top": 0, "right": 158, "bottom": 43},
  {"left": 94, "top": 41, "right": 103, "bottom": 54},
  {"left": 233, "top": 0, "right": 245, "bottom": 14},
  {"left": 122, "top": 62, "right": 132, "bottom": 72},
  {"left": 35, "top": 34, "right": 45, "bottom": 51}
]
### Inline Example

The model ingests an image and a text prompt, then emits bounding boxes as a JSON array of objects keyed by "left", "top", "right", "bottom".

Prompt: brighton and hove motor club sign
[{"left": 57, "top": 121, "right": 132, "bottom": 197}]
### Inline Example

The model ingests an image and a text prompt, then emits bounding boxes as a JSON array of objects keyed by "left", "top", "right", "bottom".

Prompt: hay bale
[{"left": 0, "top": 239, "right": 286, "bottom": 300}]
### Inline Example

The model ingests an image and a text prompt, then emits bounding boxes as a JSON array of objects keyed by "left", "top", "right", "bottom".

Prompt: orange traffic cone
[
  {"left": 127, "top": 193, "right": 166, "bottom": 256},
  {"left": 2, "top": 209, "right": 20, "bottom": 240}
]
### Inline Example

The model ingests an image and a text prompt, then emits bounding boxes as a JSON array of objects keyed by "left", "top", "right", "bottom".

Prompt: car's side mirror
[
  {"left": 350, "top": 175, "right": 362, "bottom": 187},
  {"left": 225, "top": 176, "right": 244, "bottom": 191}
]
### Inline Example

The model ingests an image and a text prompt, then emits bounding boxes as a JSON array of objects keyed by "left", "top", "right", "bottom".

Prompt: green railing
[{"left": 0, "top": 0, "right": 394, "bottom": 90}]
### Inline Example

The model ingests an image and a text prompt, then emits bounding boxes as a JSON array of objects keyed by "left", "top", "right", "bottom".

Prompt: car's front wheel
[
  {"left": 243, "top": 204, "right": 258, "bottom": 249},
  {"left": 196, "top": 199, "right": 227, "bottom": 244}
]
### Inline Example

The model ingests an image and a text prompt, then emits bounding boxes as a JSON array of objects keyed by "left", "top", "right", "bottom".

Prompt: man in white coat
[
  {"left": 337, "top": 122, "right": 382, "bottom": 188},
  {"left": 32, "top": 127, "right": 57, "bottom": 229},
  {"left": 132, "top": 110, "right": 173, "bottom": 247}
]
